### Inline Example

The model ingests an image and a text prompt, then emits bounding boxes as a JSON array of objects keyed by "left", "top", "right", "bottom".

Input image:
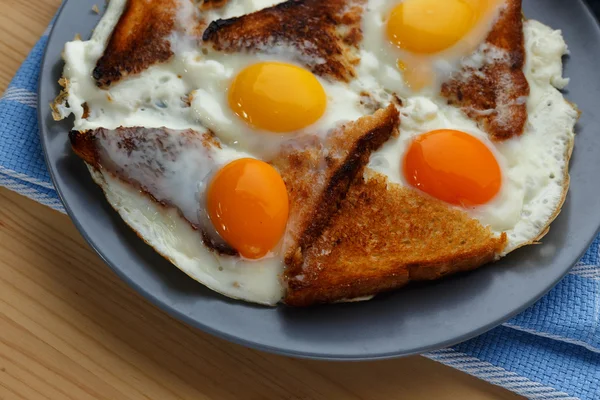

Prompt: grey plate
[{"left": 39, "top": 0, "right": 600, "bottom": 360}]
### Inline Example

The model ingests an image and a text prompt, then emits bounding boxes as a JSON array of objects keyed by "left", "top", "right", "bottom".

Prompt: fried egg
[
  {"left": 90, "top": 167, "right": 285, "bottom": 303},
  {"left": 57, "top": 0, "right": 298, "bottom": 305},
  {"left": 59, "top": 0, "right": 291, "bottom": 134},
  {"left": 359, "top": 0, "right": 505, "bottom": 95},
  {"left": 368, "top": 19, "right": 578, "bottom": 253},
  {"left": 185, "top": 52, "right": 366, "bottom": 158}
]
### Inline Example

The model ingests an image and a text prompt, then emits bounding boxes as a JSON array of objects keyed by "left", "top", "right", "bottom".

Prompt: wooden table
[{"left": 0, "top": 1, "right": 524, "bottom": 398}]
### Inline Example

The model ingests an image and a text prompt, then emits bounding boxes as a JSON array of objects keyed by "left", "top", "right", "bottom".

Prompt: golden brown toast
[
  {"left": 271, "top": 105, "right": 400, "bottom": 263},
  {"left": 284, "top": 171, "right": 508, "bottom": 306},
  {"left": 202, "top": 0, "right": 366, "bottom": 82},
  {"left": 93, "top": 0, "right": 178, "bottom": 88},
  {"left": 92, "top": 0, "right": 235, "bottom": 88},
  {"left": 441, "top": 0, "right": 529, "bottom": 141}
]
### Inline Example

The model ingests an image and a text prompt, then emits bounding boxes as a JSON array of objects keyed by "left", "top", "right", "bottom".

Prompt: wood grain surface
[{"left": 0, "top": 0, "right": 524, "bottom": 398}]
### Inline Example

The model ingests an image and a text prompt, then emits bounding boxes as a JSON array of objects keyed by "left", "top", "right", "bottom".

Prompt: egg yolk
[
  {"left": 386, "top": 0, "right": 482, "bottom": 54},
  {"left": 403, "top": 129, "right": 501, "bottom": 206},
  {"left": 207, "top": 158, "right": 289, "bottom": 259},
  {"left": 228, "top": 62, "right": 327, "bottom": 133}
]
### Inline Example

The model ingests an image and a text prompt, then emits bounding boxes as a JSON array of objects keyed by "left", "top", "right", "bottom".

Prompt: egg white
[{"left": 201, "top": 0, "right": 288, "bottom": 21}]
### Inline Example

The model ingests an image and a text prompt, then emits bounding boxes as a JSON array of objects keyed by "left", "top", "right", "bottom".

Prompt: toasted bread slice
[
  {"left": 441, "top": 0, "right": 529, "bottom": 141},
  {"left": 199, "top": 0, "right": 230, "bottom": 11},
  {"left": 284, "top": 171, "right": 507, "bottom": 306},
  {"left": 202, "top": 0, "right": 366, "bottom": 82},
  {"left": 69, "top": 127, "right": 238, "bottom": 255},
  {"left": 93, "top": 0, "right": 179, "bottom": 88},
  {"left": 271, "top": 104, "right": 399, "bottom": 263}
]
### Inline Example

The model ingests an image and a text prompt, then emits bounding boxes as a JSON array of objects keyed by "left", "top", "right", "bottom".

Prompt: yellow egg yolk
[
  {"left": 403, "top": 129, "right": 501, "bottom": 206},
  {"left": 207, "top": 158, "right": 289, "bottom": 259},
  {"left": 387, "top": 0, "right": 483, "bottom": 54},
  {"left": 228, "top": 62, "right": 327, "bottom": 133}
]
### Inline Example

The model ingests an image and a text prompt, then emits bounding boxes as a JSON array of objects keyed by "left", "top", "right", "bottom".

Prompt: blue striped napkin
[
  {"left": 1, "top": 22, "right": 598, "bottom": 400},
  {"left": 0, "top": 26, "right": 64, "bottom": 213}
]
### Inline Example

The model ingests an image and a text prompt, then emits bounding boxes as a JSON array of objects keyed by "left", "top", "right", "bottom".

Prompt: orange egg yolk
[
  {"left": 403, "top": 129, "right": 501, "bottom": 206},
  {"left": 228, "top": 62, "right": 327, "bottom": 133},
  {"left": 386, "top": 0, "right": 482, "bottom": 54},
  {"left": 207, "top": 158, "right": 289, "bottom": 259}
]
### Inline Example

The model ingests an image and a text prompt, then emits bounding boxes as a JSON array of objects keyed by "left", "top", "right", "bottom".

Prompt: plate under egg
[{"left": 40, "top": 0, "right": 600, "bottom": 359}]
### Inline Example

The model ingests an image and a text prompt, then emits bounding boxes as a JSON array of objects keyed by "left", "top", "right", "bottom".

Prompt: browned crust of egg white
[{"left": 50, "top": 77, "right": 69, "bottom": 121}]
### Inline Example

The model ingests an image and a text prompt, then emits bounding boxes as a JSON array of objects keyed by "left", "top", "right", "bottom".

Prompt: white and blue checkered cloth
[{"left": 1, "top": 24, "right": 599, "bottom": 400}]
